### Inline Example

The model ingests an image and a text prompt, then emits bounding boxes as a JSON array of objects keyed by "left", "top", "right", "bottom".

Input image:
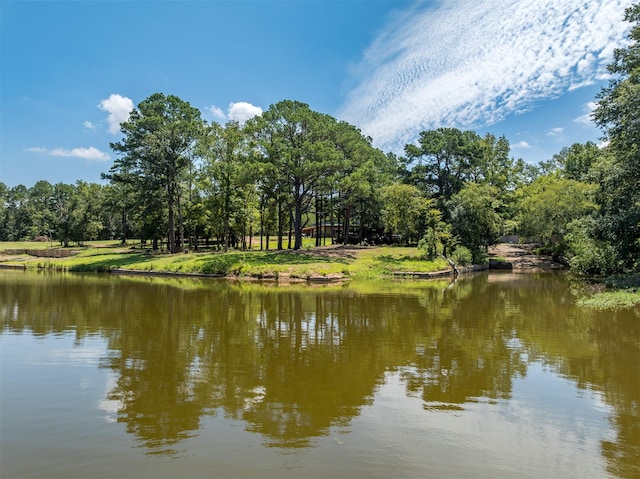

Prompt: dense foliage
[{"left": 1, "top": 4, "right": 638, "bottom": 274}]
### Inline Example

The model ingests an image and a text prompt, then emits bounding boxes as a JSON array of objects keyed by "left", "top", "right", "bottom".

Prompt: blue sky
[{"left": 0, "top": 0, "right": 634, "bottom": 187}]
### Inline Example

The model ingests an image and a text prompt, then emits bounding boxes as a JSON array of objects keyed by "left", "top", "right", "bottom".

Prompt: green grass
[
  {"left": 0, "top": 240, "right": 122, "bottom": 251},
  {"left": 1, "top": 241, "right": 451, "bottom": 280},
  {"left": 576, "top": 290, "right": 640, "bottom": 310},
  {"left": 342, "top": 248, "right": 449, "bottom": 279},
  {"left": 576, "top": 273, "right": 640, "bottom": 310}
]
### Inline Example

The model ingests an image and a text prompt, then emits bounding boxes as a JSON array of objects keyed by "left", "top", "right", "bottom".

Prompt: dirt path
[{"left": 489, "top": 243, "right": 564, "bottom": 270}]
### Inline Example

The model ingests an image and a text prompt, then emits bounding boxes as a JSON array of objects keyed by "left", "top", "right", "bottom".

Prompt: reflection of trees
[
  {"left": 1, "top": 270, "right": 638, "bottom": 476},
  {"left": 399, "top": 276, "right": 527, "bottom": 407},
  {"left": 469, "top": 272, "right": 640, "bottom": 479},
  {"left": 101, "top": 286, "right": 209, "bottom": 453}
]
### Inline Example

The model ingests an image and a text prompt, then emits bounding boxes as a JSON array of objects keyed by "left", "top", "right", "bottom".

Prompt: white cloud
[
  {"left": 513, "top": 141, "right": 532, "bottom": 149},
  {"left": 25, "top": 146, "right": 110, "bottom": 162},
  {"left": 547, "top": 127, "right": 564, "bottom": 136},
  {"left": 205, "top": 101, "right": 263, "bottom": 124},
  {"left": 99, "top": 94, "right": 134, "bottom": 134},
  {"left": 227, "top": 102, "right": 262, "bottom": 123},
  {"left": 337, "top": 0, "right": 634, "bottom": 152},
  {"left": 83, "top": 121, "right": 96, "bottom": 130},
  {"left": 208, "top": 105, "right": 226, "bottom": 120},
  {"left": 574, "top": 101, "right": 598, "bottom": 125}
]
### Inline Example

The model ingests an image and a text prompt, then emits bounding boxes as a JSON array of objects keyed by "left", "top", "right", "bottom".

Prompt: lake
[{"left": 1, "top": 270, "right": 639, "bottom": 478}]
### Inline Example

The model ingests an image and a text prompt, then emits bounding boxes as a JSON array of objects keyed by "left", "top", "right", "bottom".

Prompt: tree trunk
[
  {"left": 177, "top": 191, "right": 185, "bottom": 253},
  {"left": 277, "top": 201, "right": 283, "bottom": 250},
  {"left": 288, "top": 210, "right": 293, "bottom": 250},
  {"left": 330, "top": 193, "right": 334, "bottom": 245},
  {"left": 241, "top": 221, "right": 246, "bottom": 250},
  {"left": 336, "top": 192, "right": 341, "bottom": 244},
  {"left": 343, "top": 203, "right": 352, "bottom": 245},
  {"left": 259, "top": 201, "right": 264, "bottom": 251},
  {"left": 315, "top": 195, "right": 321, "bottom": 247},
  {"left": 120, "top": 209, "right": 127, "bottom": 246},
  {"left": 168, "top": 183, "right": 176, "bottom": 253},
  {"left": 294, "top": 198, "right": 303, "bottom": 250},
  {"left": 359, "top": 201, "right": 365, "bottom": 243}
]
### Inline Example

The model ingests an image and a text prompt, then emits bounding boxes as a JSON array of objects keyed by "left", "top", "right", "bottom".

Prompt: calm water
[{"left": 1, "top": 270, "right": 639, "bottom": 478}]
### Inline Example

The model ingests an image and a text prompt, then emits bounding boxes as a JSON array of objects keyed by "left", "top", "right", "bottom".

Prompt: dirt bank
[{"left": 489, "top": 243, "right": 565, "bottom": 270}]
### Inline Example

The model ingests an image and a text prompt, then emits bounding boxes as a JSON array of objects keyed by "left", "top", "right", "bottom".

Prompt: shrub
[
  {"left": 451, "top": 246, "right": 473, "bottom": 266},
  {"left": 566, "top": 218, "right": 621, "bottom": 275}
]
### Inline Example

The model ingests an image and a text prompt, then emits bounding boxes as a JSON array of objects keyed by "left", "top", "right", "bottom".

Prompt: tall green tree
[
  {"left": 102, "top": 182, "right": 139, "bottom": 245},
  {"left": 0, "top": 182, "right": 8, "bottom": 240},
  {"left": 592, "top": 3, "right": 640, "bottom": 269},
  {"left": 199, "top": 121, "right": 255, "bottom": 251},
  {"left": 449, "top": 183, "right": 504, "bottom": 261},
  {"left": 109, "top": 93, "right": 203, "bottom": 253},
  {"left": 404, "top": 128, "right": 483, "bottom": 209},
  {"left": 2, "top": 185, "right": 30, "bottom": 240},
  {"left": 70, "top": 181, "right": 104, "bottom": 244},
  {"left": 516, "top": 175, "right": 597, "bottom": 253},
  {"left": 24, "top": 180, "right": 55, "bottom": 240},
  {"left": 471, "top": 134, "right": 513, "bottom": 191},
  {"left": 380, "top": 183, "right": 433, "bottom": 245},
  {"left": 52, "top": 182, "right": 76, "bottom": 247},
  {"left": 551, "top": 142, "right": 601, "bottom": 181},
  {"left": 252, "top": 100, "right": 340, "bottom": 250},
  {"left": 332, "top": 121, "right": 392, "bottom": 244}
]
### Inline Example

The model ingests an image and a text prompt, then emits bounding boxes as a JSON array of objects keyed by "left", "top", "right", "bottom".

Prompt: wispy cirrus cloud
[
  {"left": 338, "top": 0, "right": 633, "bottom": 152},
  {"left": 25, "top": 146, "right": 110, "bottom": 162}
]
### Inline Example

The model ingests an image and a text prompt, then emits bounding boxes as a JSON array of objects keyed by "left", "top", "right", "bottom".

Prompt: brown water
[{"left": 1, "top": 270, "right": 638, "bottom": 478}]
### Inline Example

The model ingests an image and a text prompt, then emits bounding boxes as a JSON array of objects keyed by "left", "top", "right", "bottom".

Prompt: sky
[{"left": 0, "top": 0, "right": 634, "bottom": 187}]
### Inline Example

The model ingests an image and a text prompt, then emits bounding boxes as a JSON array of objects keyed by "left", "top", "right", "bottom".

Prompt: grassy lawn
[
  {"left": 0, "top": 240, "right": 450, "bottom": 280},
  {"left": 0, "top": 240, "right": 123, "bottom": 250}
]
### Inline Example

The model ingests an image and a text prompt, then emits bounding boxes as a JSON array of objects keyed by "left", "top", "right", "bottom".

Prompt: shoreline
[{"left": 0, "top": 243, "right": 567, "bottom": 283}]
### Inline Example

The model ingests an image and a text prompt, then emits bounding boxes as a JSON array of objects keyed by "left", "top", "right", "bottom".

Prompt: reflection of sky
[
  {"left": 1, "top": 330, "right": 105, "bottom": 367},
  {"left": 507, "top": 361, "right": 613, "bottom": 438},
  {"left": 0, "top": 330, "right": 620, "bottom": 478},
  {"left": 97, "top": 374, "right": 121, "bottom": 423},
  {"left": 342, "top": 365, "right": 613, "bottom": 478}
]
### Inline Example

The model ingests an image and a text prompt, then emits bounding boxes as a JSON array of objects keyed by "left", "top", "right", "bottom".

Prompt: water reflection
[{"left": 1, "top": 270, "right": 639, "bottom": 477}]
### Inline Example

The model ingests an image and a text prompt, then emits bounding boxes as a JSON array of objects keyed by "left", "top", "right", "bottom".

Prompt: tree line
[{"left": 2, "top": 4, "right": 638, "bottom": 275}]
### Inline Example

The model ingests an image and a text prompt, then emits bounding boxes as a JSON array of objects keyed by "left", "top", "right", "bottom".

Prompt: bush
[
  {"left": 451, "top": 246, "right": 473, "bottom": 266},
  {"left": 472, "top": 248, "right": 489, "bottom": 265},
  {"left": 566, "top": 217, "right": 620, "bottom": 275},
  {"left": 569, "top": 244, "right": 619, "bottom": 275}
]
